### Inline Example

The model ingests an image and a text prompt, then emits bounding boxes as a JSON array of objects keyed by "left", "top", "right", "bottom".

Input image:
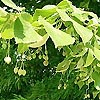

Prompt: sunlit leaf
[
  {"left": 92, "top": 71, "right": 100, "bottom": 90},
  {"left": 57, "top": 0, "right": 72, "bottom": 9},
  {"left": 56, "top": 59, "right": 71, "bottom": 72},
  {"left": 39, "top": 17, "right": 75, "bottom": 48},
  {"left": 33, "top": 6, "right": 56, "bottom": 21},
  {"left": 21, "top": 12, "right": 33, "bottom": 23},
  {"left": 14, "top": 17, "right": 42, "bottom": 44},
  {"left": 73, "top": 21, "right": 93, "bottom": 44},
  {"left": 57, "top": 9, "right": 71, "bottom": 21},
  {"left": 0, "top": 7, "right": 7, "bottom": 16},
  {"left": 29, "top": 34, "right": 49, "bottom": 48},
  {"left": 17, "top": 43, "right": 28, "bottom": 54},
  {"left": 1, "top": 0, "right": 24, "bottom": 11},
  {"left": 84, "top": 49, "right": 94, "bottom": 67},
  {"left": 75, "top": 48, "right": 88, "bottom": 57},
  {"left": 47, "top": 13, "right": 58, "bottom": 24},
  {"left": 93, "top": 91, "right": 100, "bottom": 99},
  {"left": 57, "top": 9, "right": 93, "bottom": 44},
  {"left": 1, "top": 28, "right": 14, "bottom": 39},
  {"left": 77, "top": 80, "right": 84, "bottom": 89},
  {"left": 94, "top": 47, "right": 100, "bottom": 61},
  {"left": 76, "top": 57, "right": 84, "bottom": 69}
]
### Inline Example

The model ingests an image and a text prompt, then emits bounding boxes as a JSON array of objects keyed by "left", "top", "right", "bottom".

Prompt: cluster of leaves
[{"left": 1, "top": 0, "right": 100, "bottom": 99}]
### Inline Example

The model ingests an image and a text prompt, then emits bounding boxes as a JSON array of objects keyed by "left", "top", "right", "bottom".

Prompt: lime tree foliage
[{"left": 0, "top": 0, "right": 100, "bottom": 99}]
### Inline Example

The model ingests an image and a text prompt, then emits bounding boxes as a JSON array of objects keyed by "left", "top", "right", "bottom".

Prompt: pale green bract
[
  {"left": 29, "top": 34, "right": 49, "bottom": 48},
  {"left": 39, "top": 17, "right": 75, "bottom": 48}
]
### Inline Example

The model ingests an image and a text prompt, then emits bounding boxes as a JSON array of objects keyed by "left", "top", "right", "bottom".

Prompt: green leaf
[
  {"left": 84, "top": 49, "right": 94, "bottom": 67},
  {"left": 73, "top": 21, "right": 93, "bottom": 44},
  {"left": 94, "top": 39, "right": 100, "bottom": 49},
  {"left": 72, "top": 12, "right": 88, "bottom": 23},
  {"left": 17, "top": 43, "right": 28, "bottom": 54},
  {"left": 57, "top": 9, "right": 93, "bottom": 44},
  {"left": 14, "top": 17, "right": 42, "bottom": 44},
  {"left": 77, "top": 80, "right": 84, "bottom": 89},
  {"left": 0, "top": 7, "right": 7, "bottom": 16},
  {"left": 0, "top": 17, "right": 7, "bottom": 30},
  {"left": 57, "top": 9, "right": 71, "bottom": 21},
  {"left": 32, "top": 21, "right": 41, "bottom": 27},
  {"left": 39, "top": 17, "right": 75, "bottom": 48},
  {"left": 94, "top": 47, "right": 100, "bottom": 61},
  {"left": 1, "top": 28, "right": 14, "bottom": 39},
  {"left": 75, "top": 48, "right": 88, "bottom": 57},
  {"left": 93, "top": 91, "right": 100, "bottom": 99},
  {"left": 92, "top": 71, "right": 100, "bottom": 90},
  {"left": 1, "top": 0, "right": 24, "bottom": 11},
  {"left": 57, "top": 0, "right": 71, "bottom": 9},
  {"left": 95, "top": 35, "right": 100, "bottom": 42},
  {"left": 21, "top": 12, "right": 33, "bottom": 23},
  {"left": 47, "top": 13, "right": 58, "bottom": 24},
  {"left": 29, "top": 34, "right": 49, "bottom": 48},
  {"left": 76, "top": 57, "right": 84, "bottom": 69},
  {"left": 33, "top": 6, "right": 56, "bottom": 21},
  {"left": 56, "top": 59, "right": 71, "bottom": 72}
]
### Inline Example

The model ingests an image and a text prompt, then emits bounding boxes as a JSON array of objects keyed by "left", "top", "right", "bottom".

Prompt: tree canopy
[{"left": 0, "top": 0, "right": 100, "bottom": 100}]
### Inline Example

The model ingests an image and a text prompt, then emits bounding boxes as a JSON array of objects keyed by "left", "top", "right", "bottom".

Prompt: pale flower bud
[
  {"left": 64, "top": 83, "right": 67, "bottom": 89},
  {"left": 4, "top": 56, "right": 11, "bottom": 64},
  {"left": 18, "top": 68, "right": 23, "bottom": 76},
  {"left": 43, "top": 60, "right": 48, "bottom": 66},
  {"left": 14, "top": 67, "right": 18, "bottom": 74},
  {"left": 58, "top": 84, "right": 62, "bottom": 89},
  {"left": 22, "top": 70, "right": 26, "bottom": 76}
]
